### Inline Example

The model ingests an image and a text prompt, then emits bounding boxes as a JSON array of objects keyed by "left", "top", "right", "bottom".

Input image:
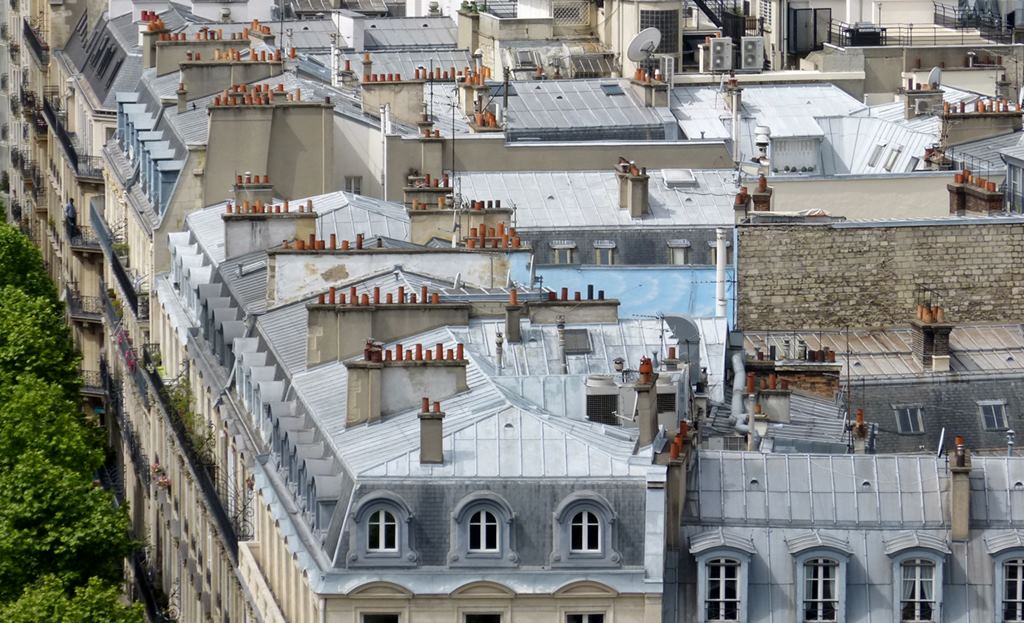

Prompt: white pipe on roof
[{"left": 715, "top": 227, "right": 728, "bottom": 318}]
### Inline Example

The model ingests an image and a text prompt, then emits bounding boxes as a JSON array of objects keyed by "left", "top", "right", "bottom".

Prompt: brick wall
[{"left": 737, "top": 218, "right": 1024, "bottom": 330}]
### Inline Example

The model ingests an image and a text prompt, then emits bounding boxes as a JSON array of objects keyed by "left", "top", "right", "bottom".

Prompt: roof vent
[{"left": 662, "top": 169, "right": 699, "bottom": 188}]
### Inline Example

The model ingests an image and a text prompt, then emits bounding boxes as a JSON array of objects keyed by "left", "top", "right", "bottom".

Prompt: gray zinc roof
[
  {"left": 361, "top": 17, "right": 458, "bottom": 49},
  {"left": 455, "top": 168, "right": 735, "bottom": 229}
]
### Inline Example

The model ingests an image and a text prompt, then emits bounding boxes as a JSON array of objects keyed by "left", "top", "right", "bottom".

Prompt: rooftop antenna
[
  {"left": 927, "top": 66, "right": 942, "bottom": 89},
  {"left": 626, "top": 28, "right": 661, "bottom": 79},
  {"left": 936, "top": 427, "right": 946, "bottom": 457}
]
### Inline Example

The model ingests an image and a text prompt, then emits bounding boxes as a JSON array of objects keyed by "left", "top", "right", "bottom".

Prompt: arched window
[
  {"left": 1004, "top": 558, "right": 1024, "bottom": 622},
  {"left": 551, "top": 493, "right": 620, "bottom": 567},
  {"left": 367, "top": 509, "right": 397, "bottom": 552},
  {"left": 348, "top": 493, "right": 417, "bottom": 567},
  {"left": 899, "top": 558, "right": 935, "bottom": 622},
  {"left": 469, "top": 510, "right": 499, "bottom": 552},
  {"left": 803, "top": 558, "right": 838, "bottom": 622},
  {"left": 570, "top": 510, "right": 601, "bottom": 553},
  {"left": 691, "top": 530, "right": 756, "bottom": 623}
]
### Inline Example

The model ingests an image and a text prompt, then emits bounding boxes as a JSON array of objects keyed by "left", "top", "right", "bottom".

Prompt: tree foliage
[
  {"left": 0, "top": 225, "right": 138, "bottom": 613},
  {"left": 0, "top": 375, "right": 103, "bottom": 476},
  {"left": 0, "top": 285, "right": 80, "bottom": 391},
  {"left": 0, "top": 575, "right": 142, "bottom": 623},
  {"left": 0, "top": 452, "right": 135, "bottom": 601},
  {"left": 0, "top": 223, "right": 55, "bottom": 301}
]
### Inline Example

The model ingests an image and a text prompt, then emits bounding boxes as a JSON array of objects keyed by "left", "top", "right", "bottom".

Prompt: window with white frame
[
  {"left": 449, "top": 493, "right": 517, "bottom": 566},
  {"left": 567, "top": 615, "right": 605, "bottom": 623},
  {"left": 981, "top": 401, "right": 1009, "bottom": 431},
  {"left": 804, "top": 558, "right": 839, "bottom": 621},
  {"left": 367, "top": 509, "right": 397, "bottom": 552},
  {"left": 1005, "top": 558, "right": 1024, "bottom": 622},
  {"left": 349, "top": 494, "right": 417, "bottom": 567},
  {"left": 345, "top": 175, "right": 363, "bottom": 194},
  {"left": 705, "top": 558, "right": 741, "bottom": 621},
  {"left": 552, "top": 247, "right": 575, "bottom": 264},
  {"left": 551, "top": 493, "right": 620, "bottom": 567},
  {"left": 469, "top": 510, "right": 499, "bottom": 552},
  {"left": 900, "top": 558, "right": 936, "bottom": 622},
  {"left": 708, "top": 241, "right": 732, "bottom": 266},
  {"left": 894, "top": 406, "right": 924, "bottom": 434},
  {"left": 571, "top": 510, "right": 601, "bottom": 553}
]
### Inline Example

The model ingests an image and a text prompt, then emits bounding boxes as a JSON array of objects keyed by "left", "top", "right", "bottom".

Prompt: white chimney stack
[{"left": 715, "top": 228, "right": 728, "bottom": 318}]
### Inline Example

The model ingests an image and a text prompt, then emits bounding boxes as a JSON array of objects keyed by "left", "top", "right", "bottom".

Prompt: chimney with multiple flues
[
  {"left": 948, "top": 169, "right": 1006, "bottom": 215},
  {"left": 307, "top": 286, "right": 471, "bottom": 366},
  {"left": 615, "top": 158, "right": 650, "bottom": 218},
  {"left": 911, "top": 303, "right": 953, "bottom": 372},
  {"left": 221, "top": 188, "right": 317, "bottom": 260},
  {"left": 636, "top": 357, "right": 659, "bottom": 446},
  {"left": 345, "top": 339, "right": 468, "bottom": 427}
]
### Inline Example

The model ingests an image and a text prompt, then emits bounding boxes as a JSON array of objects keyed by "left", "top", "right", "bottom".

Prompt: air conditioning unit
[
  {"left": 710, "top": 37, "right": 734, "bottom": 72},
  {"left": 914, "top": 99, "right": 931, "bottom": 115},
  {"left": 657, "top": 54, "right": 675, "bottom": 86},
  {"left": 741, "top": 36, "right": 764, "bottom": 71}
]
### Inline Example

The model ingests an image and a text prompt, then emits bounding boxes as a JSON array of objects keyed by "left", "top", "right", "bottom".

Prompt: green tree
[
  {"left": 0, "top": 451, "right": 134, "bottom": 601},
  {"left": 0, "top": 223, "right": 55, "bottom": 301},
  {"left": 0, "top": 375, "right": 103, "bottom": 476},
  {"left": 0, "top": 286, "right": 79, "bottom": 392},
  {"left": 0, "top": 575, "right": 142, "bottom": 623}
]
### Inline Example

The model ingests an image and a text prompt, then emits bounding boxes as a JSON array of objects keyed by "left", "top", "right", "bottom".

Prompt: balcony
[
  {"left": 101, "top": 356, "right": 151, "bottom": 487},
  {"left": 0, "top": 74, "right": 7, "bottom": 92},
  {"left": 8, "top": 43, "right": 18, "bottom": 60},
  {"left": 80, "top": 369, "right": 104, "bottom": 397},
  {"left": 92, "top": 204, "right": 149, "bottom": 321},
  {"left": 101, "top": 285, "right": 150, "bottom": 409},
  {"left": 66, "top": 283, "right": 103, "bottom": 324},
  {"left": 43, "top": 97, "right": 103, "bottom": 181},
  {"left": 20, "top": 89, "right": 36, "bottom": 111},
  {"left": 140, "top": 346, "right": 242, "bottom": 560},
  {"left": 67, "top": 221, "right": 102, "bottom": 253},
  {"left": 23, "top": 19, "right": 49, "bottom": 68},
  {"left": 31, "top": 109, "right": 46, "bottom": 141}
]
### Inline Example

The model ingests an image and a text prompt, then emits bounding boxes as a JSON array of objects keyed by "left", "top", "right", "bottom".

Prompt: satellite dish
[
  {"left": 627, "top": 28, "right": 661, "bottom": 63},
  {"left": 927, "top": 66, "right": 942, "bottom": 88}
]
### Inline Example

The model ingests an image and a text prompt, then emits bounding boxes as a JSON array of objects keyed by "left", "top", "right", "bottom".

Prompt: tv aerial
[{"left": 626, "top": 27, "right": 661, "bottom": 78}]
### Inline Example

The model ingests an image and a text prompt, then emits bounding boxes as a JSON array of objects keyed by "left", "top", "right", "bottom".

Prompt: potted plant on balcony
[{"left": 112, "top": 241, "right": 129, "bottom": 262}]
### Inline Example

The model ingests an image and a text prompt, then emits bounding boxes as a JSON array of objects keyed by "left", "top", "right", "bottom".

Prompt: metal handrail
[{"left": 22, "top": 18, "right": 49, "bottom": 67}]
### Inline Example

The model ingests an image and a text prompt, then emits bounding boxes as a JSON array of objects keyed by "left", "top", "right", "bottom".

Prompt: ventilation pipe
[
  {"left": 715, "top": 228, "right": 728, "bottom": 318},
  {"left": 729, "top": 352, "right": 759, "bottom": 447}
]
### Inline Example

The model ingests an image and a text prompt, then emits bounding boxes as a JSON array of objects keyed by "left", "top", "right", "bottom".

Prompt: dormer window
[
  {"left": 348, "top": 493, "right": 417, "bottom": 567},
  {"left": 884, "top": 531, "right": 948, "bottom": 623},
  {"left": 551, "top": 492, "right": 620, "bottom": 567},
  {"left": 705, "top": 558, "right": 741, "bottom": 621},
  {"left": 787, "top": 530, "right": 851, "bottom": 623},
  {"left": 449, "top": 492, "right": 517, "bottom": 567},
  {"left": 900, "top": 558, "right": 935, "bottom": 622},
  {"left": 691, "top": 530, "right": 756, "bottom": 623}
]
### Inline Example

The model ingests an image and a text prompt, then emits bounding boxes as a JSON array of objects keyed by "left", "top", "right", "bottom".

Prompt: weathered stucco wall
[{"left": 737, "top": 218, "right": 1024, "bottom": 330}]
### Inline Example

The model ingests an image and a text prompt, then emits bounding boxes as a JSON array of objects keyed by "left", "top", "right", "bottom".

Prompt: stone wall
[{"left": 737, "top": 218, "right": 1024, "bottom": 330}]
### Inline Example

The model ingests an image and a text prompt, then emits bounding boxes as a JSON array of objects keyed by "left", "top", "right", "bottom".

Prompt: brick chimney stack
[
  {"left": 911, "top": 303, "right": 953, "bottom": 372},
  {"left": 636, "top": 357, "right": 659, "bottom": 446}
]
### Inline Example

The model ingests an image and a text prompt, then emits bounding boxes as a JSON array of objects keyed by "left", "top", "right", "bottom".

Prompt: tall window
[
  {"left": 553, "top": 247, "right": 575, "bottom": 264},
  {"left": 706, "top": 558, "right": 740, "bottom": 621},
  {"left": 567, "top": 616, "right": 605, "bottom": 623},
  {"left": 1006, "top": 559, "right": 1024, "bottom": 622},
  {"left": 345, "top": 176, "right": 363, "bottom": 194},
  {"left": 670, "top": 246, "right": 689, "bottom": 265},
  {"left": 900, "top": 559, "right": 935, "bottom": 622},
  {"left": 803, "top": 558, "right": 838, "bottom": 622},
  {"left": 367, "top": 509, "right": 397, "bottom": 552},
  {"left": 468, "top": 510, "right": 499, "bottom": 552},
  {"left": 594, "top": 247, "right": 615, "bottom": 265},
  {"left": 570, "top": 510, "right": 601, "bottom": 552}
]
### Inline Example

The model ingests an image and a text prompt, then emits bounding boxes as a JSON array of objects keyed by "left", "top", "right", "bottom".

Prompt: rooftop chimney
[
  {"left": 141, "top": 18, "right": 168, "bottom": 70},
  {"left": 221, "top": 191, "right": 317, "bottom": 260},
  {"left": 345, "top": 341, "right": 468, "bottom": 427},
  {"left": 615, "top": 159, "right": 650, "bottom": 217},
  {"left": 947, "top": 170, "right": 1005, "bottom": 215},
  {"left": 418, "top": 398, "right": 445, "bottom": 464},
  {"left": 177, "top": 82, "right": 187, "bottom": 114},
  {"left": 751, "top": 174, "right": 773, "bottom": 211},
  {"left": 636, "top": 357, "right": 659, "bottom": 446},
  {"left": 910, "top": 304, "right": 953, "bottom": 372},
  {"left": 949, "top": 435, "right": 971, "bottom": 541},
  {"left": 505, "top": 289, "right": 523, "bottom": 343}
]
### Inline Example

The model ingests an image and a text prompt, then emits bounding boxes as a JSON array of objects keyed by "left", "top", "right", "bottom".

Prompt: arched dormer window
[
  {"left": 985, "top": 532, "right": 1024, "bottom": 623},
  {"left": 884, "top": 531, "right": 950, "bottom": 623},
  {"left": 449, "top": 491, "right": 518, "bottom": 567},
  {"left": 551, "top": 492, "right": 620, "bottom": 567},
  {"left": 787, "top": 531, "right": 853, "bottom": 623},
  {"left": 348, "top": 491, "right": 417, "bottom": 568},
  {"left": 690, "top": 528, "right": 756, "bottom": 623}
]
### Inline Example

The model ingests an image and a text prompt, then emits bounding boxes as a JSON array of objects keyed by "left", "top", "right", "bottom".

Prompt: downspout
[
  {"left": 380, "top": 104, "right": 389, "bottom": 201},
  {"left": 715, "top": 227, "right": 728, "bottom": 318},
  {"left": 730, "top": 352, "right": 747, "bottom": 432}
]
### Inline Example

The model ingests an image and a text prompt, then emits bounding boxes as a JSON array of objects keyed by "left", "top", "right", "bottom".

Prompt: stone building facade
[{"left": 736, "top": 216, "right": 1024, "bottom": 330}]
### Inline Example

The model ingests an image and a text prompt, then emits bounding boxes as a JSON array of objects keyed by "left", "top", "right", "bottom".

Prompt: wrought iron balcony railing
[
  {"left": 23, "top": 19, "right": 49, "bottom": 67},
  {"left": 43, "top": 97, "right": 102, "bottom": 180}
]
